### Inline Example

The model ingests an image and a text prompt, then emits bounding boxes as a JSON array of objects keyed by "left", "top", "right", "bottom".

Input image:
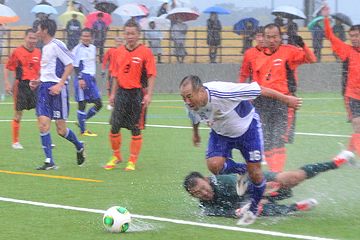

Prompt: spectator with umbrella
[
  {"left": 92, "top": 12, "right": 108, "bottom": 63},
  {"left": 332, "top": 18, "right": 346, "bottom": 62},
  {"left": 274, "top": 13, "right": 284, "bottom": 28},
  {"left": 311, "top": 18, "right": 325, "bottom": 62},
  {"left": 167, "top": 0, "right": 181, "bottom": 26},
  {"left": 170, "top": 15, "right": 188, "bottom": 63},
  {"left": 66, "top": 14, "right": 82, "bottom": 50},
  {"left": 206, "top": 12, "right": 221, "bottom": 63},
  {"left": 145, "top": 20, "right": 163, "bottom": 64},
  {"left": 242, "top": 20, "right": 256, "bottom": 54}
]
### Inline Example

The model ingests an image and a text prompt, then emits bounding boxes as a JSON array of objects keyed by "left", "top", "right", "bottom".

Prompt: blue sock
[
  {"left": 40, "top": 131, "right": 54, "bottom": 164},
  {"left": 248, "top": 178, "right": 267, "bottom": 214},
  {"left": 77, "top": 110, "right": 86, "bottom": 133},
  {"left": 219, "top": 159, "right": 247, "bottom": 175},
  {"left": 86, "top": 106, "right": 98, "bottom": 120},
  {"left": 63, "top": 128, "right": 83, "bottom": 150}
]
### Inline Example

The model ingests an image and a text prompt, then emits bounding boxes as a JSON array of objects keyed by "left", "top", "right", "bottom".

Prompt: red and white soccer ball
[{"left": 103, "top": 206, "right": 131, "bottom": 233}]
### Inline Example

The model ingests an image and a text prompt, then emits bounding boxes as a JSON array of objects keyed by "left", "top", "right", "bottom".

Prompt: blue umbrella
[
  {"left": 31, "top": 4, "right": 58, "bottom": 14},
  {"left": 233, "top": 17, "right": 259, "bottom": 35},
  {"left": 203, "top": 6, "right": 230, "bottom": 15}
]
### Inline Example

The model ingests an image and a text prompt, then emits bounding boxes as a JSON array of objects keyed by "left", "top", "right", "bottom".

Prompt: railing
[{"left": 0, "top": 28, "right": 340, "bottom": 64}]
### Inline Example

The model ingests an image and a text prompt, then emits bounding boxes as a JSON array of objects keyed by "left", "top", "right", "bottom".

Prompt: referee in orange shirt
[
  {"left": 3, "top": 28, "right": 41, "bottom": 149},
  {"left": 105, "top": 19, "right": 157, "bottom": 171},
  {"left": 251, "top": 23, "right": 316, "bottom": 172}
]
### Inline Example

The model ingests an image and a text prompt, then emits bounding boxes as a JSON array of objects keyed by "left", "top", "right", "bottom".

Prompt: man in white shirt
[
  {"left": 72, "top": 28, "right": 102, "bottom": 136},
  {"left": 32, "top": 18, "right": 86, "bottom": 170},
  {"left": 179, "top": 75, "right": 302, "bottom": 225}
]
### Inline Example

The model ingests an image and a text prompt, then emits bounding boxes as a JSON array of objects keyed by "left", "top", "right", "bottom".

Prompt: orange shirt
[
  {"left": 102, "top": 47, "right": 116, "bottom": 71},
  {"left": 4, "top": 46, "right": 41, "bottom": 80},
  {"left": 252, "top": 44, "right": 315, "bottom": 94},
  {"left": 324, "top": 17, "right": 360, "bottom": 100},
  {"left": 239, "top": 45, "right": 263, "bottom": 83},
  {"left": 112, "top": 44, "right": 157, "bottom": 89}
]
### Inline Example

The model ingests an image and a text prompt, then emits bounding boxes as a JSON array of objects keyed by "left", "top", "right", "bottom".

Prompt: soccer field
[{"left": 0, "top": 92, "right": 359, "bottom": 240}]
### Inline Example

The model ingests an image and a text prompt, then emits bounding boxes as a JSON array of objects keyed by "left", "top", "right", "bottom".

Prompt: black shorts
[
  {"left": 252, "top": 97, "right": 288, "bottom": 151},
  {"left": 110, "top": 87, "right": 147, "bottom": 130},
  {"left": 345, "top": 97, "right": 360, "bottom": 120},
  {"left": 13, "top": 79, "right": 37, "bottom": 111}
]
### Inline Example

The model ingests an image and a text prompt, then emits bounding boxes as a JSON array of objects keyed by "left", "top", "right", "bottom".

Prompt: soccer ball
[{"left": 103, "top": 206, "right": 131, "bottom": 233}]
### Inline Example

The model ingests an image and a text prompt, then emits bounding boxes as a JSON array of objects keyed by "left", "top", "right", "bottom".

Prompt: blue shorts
[
  {"left": 36, "top": 82, "right": 69, "bottom": 120},
  {"left": 74, "top": 73, "right": 102, "bottom": 102},
  {"left": 206, "top": 114, "right": 264, "bottom": 163}
]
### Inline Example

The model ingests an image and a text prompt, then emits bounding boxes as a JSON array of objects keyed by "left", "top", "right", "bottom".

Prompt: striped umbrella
[{"left": 0, "top": 4, "right": 20, "bottom": 24}]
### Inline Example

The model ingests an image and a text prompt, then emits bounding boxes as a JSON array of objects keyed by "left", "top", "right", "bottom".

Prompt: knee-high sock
[
  {"left": 77, "top": 110, "right": 86, "bottom": 133},
  {"left": 12, "top": 119, "right": 20, "bottom": 144},
  {"left": 63, "top": 128, "right": 83, "bottom": 150},
  {"left": 129, "top": 135, "right": 143, "bottom": 165},
  {"left": 300, "top": 161, "right": 338, "bottom": 179},
  {"left": 109, "top": 132, "right": 122, "bottom": 160},
  {"left": 347, "top": 135, "right": 356, "bottom": 152},
  {"left": 219, "top": 159, "right": 247, "bottom": 175},
  {"left": 350, "top": 134, "right": 360, "bottom": 154},
  {"left": 271, "top": 148, "right": 286, "bottom": 172},
  {"left": 248, "top": 178, "right": 267, "bottom": 214},
  {"left": 264, "top": 150, "right": 274, "bottom": 170},
  {"left": 86, "top": 106, "right": 98, "bottom": 120},
  {"left": 40, "top": 131, "right": 53, "bottom": 164}
]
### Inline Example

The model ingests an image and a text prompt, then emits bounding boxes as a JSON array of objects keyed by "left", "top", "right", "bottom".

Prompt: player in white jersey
[
  {"left": 179, "top": 75, "right": 302, "bottom": 225},
  {"left": 73, "top": 28, "right": 102, "bottom": 136},
  {"left": 31, "top": 18, "right": 86, "bottom": 170}
]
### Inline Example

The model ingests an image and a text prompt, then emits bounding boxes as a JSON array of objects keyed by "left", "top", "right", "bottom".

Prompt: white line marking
[
  {"left": 0, "top": 119, "right": 351, "bottom": 138},
  {"left": 0, "top": 197, "right": 338, "bottom": 240}
]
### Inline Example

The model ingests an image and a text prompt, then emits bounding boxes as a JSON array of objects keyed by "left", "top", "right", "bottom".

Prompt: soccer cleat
[
  {"left": 296, "top": 198, "right": 318, "bottom": 211},
  {"left": 107, "top": 104, "right": 113, "bottom": 110},
  {"left": 236, "top": 209, "right": 257, "bottom": 226},
  {"left": 12, "top": 142, "right": 23, "bottom": 149},
  {"left": 77, "top": 141, "right": 86, "bottom": 165},
  {"left": 37, "top": 162, "right": 59, "bottom": 170},
  {"left": 235, "top": 203, "right": 263, "bottom": 218},
  {"left": 51, "top": 144, "right": 56, "bottom": 149},
  {"left": 332, "top": 150, "right": 355, "bottom": 166},
  {"left": 105, "top": 156, "right": 122, "bottom": 170},
  {"left": 125, "top": 162, "right": 136, "bottom": 171},
  {"left": 264, "top": 181, "right": 281, "bottom": 196},
  {"left": 80, "top": 130, "right": 98, "bottom": 137}
]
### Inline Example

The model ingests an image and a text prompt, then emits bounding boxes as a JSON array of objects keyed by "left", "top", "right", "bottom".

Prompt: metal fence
[{"left": 0, "top": 28, "right": 336, "bottom": 64}]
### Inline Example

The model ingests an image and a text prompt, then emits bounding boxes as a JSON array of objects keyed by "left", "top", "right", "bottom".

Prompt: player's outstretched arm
[{"left": 260, "top": 86, "right": 302, "bottom": 110}]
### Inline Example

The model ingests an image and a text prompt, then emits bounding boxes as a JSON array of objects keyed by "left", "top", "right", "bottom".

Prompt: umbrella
[
  {"left": 72, "top": 1, "right": 90, "bottom": 16},
  {"left": 84, "top": 11, "right": 112, "bottom": 28},
  {"left": 114, "top": 3, "right": 149, "bottom": 17},
  {"left": 233, "top": 17, "right": 259, "bottom": 35},
  {"left": 31, "top": 4, "right": 58, "bottom": 14},
  {"left": 139, "top": 17, "right": 170, "bottom": 38},
  {"left": 203, "top": 6, "right": 230, "bottom": 15},
  {"left": 331, "top": 13, "right": 352, "bottom": 26},
  {"left": 166, "top": 7, "right": 199, "bottom": 22},
  {"left": 33, "top": 0, "right": 66, "bottom": 7},
  {"left": 0, "top": 4, "right": 20, "bottom": 24},
  {"left": 95, "top": 1, "right": 118, "bottom": 14},
  {"left": 272, "top": 6, "right": 306, "bottom": 19},
  {"left": 306, "top": 16, "right": 333, "bottom": 30},
  {"left": 57, "top": 10, "right": 85, "bottom": 26}
]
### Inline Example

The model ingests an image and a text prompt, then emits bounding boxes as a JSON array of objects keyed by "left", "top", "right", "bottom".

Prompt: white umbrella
[
  {"left": 33, "top": 0, "right": 67, "bottom": 7},
  {"left": 114, "top": 3, "right": 149, "bottom": 17},
  {"left": 139, "top": 16, "right": 170, "bottom": 38},
  {"left": 0, "top": 4, "right": 20, "bottom": 23},
  {"left": 272, "top": 6, "right": 306, "bottom": 19},
  {"left": 31, "top": 4, "right": 58, "bottom": 14},
  {"left": 166, "top": 7, "right": 199, "bottom": 22}
]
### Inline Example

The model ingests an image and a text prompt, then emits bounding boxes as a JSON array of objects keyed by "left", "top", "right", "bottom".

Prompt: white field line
[
  {"left": 0, "top": 119, "right": 352, "bottom": 138},
  {"left": 0, "top": 197, "right": 338, "bottom": 240}
]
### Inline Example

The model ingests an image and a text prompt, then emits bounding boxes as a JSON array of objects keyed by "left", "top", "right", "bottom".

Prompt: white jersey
[
  {"left": 186, "top": 81, "right": 261, "bottom": 138},
  {"left": 72, "top": 43, "right": 97, "bottom": 76},
  {"left": 40, "top": 38, "right": 75, "bottom": 83}
]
